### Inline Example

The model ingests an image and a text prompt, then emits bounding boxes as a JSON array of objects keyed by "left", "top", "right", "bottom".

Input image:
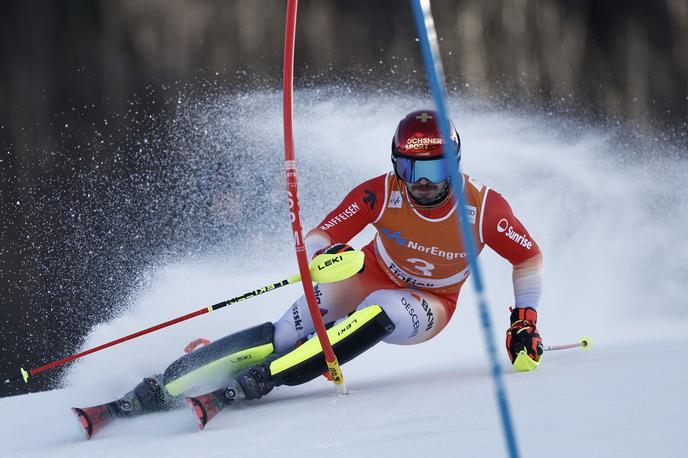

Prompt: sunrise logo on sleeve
[{"left": 497, "top": 218, "right": 533, "bottom": 249}]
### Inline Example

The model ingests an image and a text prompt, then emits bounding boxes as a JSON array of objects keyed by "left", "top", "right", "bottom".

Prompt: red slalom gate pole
[{"left": 282, "top": 0, "right": 347, "bottom": 394}]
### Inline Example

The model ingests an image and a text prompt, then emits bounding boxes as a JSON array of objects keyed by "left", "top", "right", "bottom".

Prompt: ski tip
[
  {"left": 71, "top": 407, "right": 93, "bottom": 440},
  {"left": 186, "top": 397, "right": 208, "bottom": 430}
]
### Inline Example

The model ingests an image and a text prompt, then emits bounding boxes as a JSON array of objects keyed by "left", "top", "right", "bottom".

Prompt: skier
[{"left": 73, "top": 110, "right": 544, "bottom": 437}]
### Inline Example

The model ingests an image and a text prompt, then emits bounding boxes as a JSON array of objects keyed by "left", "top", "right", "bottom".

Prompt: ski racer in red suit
[{"left": 72, "top": 110, "right": 544, "bottom": 437}]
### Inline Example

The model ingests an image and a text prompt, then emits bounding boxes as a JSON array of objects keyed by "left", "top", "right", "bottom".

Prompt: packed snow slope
[{"left": 2, "top": 92, "right": 687, "bottom": 457}]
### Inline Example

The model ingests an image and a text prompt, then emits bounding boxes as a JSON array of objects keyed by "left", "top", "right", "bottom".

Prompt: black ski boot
[
  {"left": 234, "top": 363, "right": 274, "bottom": 400},
  {"left": 186, "top": 363, "right": 274, "bottom": 429},
  {"left": 72, "top": 374, "right": 180, "bottom": 439},
  {"left": 110, "top": 374, "right": 180, "bottom": 417}
]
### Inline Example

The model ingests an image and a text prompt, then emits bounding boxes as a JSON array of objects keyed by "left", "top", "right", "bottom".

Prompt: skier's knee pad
[
  {"left": 163, "top": 322, "right": 275, "bottom": 396},
  {"left": 269, "top": 305, "right": 395, "bottom": 386}
]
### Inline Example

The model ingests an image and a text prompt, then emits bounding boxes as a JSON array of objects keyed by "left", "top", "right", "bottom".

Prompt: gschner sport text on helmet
[{"left": 391, "top": 110, "right": 461, "bottom": 184}]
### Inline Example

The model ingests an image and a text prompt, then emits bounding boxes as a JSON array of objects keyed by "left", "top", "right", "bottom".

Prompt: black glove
[
  {"left": 313, "top": 243, "right": 364, "bottom": 273},
  {"left": 313, "top": 242, "right": 355, "bottom": 257},
  {"left": 505, "top": 307, "right": 543, "bottom": 365}
]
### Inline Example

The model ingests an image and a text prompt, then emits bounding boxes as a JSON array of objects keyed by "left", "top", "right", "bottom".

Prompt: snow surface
[{"left": 2, "top": 93, "right": 687, "bottom": 457}]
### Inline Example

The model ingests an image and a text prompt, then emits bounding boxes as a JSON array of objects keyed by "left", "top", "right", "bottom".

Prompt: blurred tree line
[{"left": 0, "top": 0, "right": 686, "bottom": 397}]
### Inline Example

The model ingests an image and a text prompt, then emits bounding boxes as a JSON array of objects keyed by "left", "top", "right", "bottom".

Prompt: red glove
[{"left": 505, "top": 307, "right": 543, "bottom": 364}]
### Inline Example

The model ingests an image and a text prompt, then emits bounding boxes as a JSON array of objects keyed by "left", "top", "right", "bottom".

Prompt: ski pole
[
  {"left": 544, "top": 337, "right": 592, "bottom": 352},
  {"left": 4, "top": 250, "right": 364, "bottom": 385}
]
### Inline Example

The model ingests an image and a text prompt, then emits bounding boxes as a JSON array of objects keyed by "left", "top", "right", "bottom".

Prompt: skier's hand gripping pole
[
  {"left": 3, "top": 250, "right": 364, "bottom": 385},
  {"left": 507, "top": 307, "right": 544, "bottom": 372}
]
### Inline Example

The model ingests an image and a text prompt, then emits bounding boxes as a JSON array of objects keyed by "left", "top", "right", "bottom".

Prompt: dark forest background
[{"left": 1, "top": 0, "right": 686, "bottom": 397}]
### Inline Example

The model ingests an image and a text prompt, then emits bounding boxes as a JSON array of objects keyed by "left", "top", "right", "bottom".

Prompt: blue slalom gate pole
[{"left": 409, "top": 1, "right": 521, "bottom": 457}]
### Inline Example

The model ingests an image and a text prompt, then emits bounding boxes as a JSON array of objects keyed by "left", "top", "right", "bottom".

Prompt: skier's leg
[
  {"left": 272, "top": 282, "right": 360, "bottom": 352},
  {"left": 266, "top": 289, "right": 451, "bottom": 392},
  {"left": 273, "top": 247, "right": 394, "bottom": 353},
  {"left": 163, "top": 273, "right": 380, "bottom": 398},
  {"left": 215, "top": 304, "right": 396, "bottom": 401},
  {"left": 101, "top": 289, "right": 449, "bottom": 420},
  {"left": 160, "top": 263, "right": 389, "bottom": 397},
  {"left": 162, "top": 322, "right": 276, "bottom": 396},
  {"left": 226, "top": 251, "right": 439, "bottom": 400},
  {"left": 104, "top": 248, "right": 401, "bottom": 420},
  {"left": 226, "top": 289, "right": 451, "bottom": 399},
  {"left": 186, "top": 305, "right": 396, "bottom": 428},
  {"left": 356, "top": 289, "right": 453, "bottom": 345},
  {"left": 92, "top": 321, "right": 278, "bottom": 421},
  {"left": 102, "top": 248, "right": 388, "bottom": 417},
  {"left": 110, "top": 259, "right": 391, "bottom": 413}
]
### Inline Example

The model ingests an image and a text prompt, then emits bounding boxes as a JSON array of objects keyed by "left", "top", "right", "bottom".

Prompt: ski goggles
[{"left": 393, "top": 155, "right": 453, "bottom": 184}]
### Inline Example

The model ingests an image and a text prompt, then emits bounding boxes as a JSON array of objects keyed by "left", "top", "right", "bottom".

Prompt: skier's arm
[
  {"left": 305, "top": 175, "right": 386, "bottom": 258},
  {"left": 482, "top": 189, "right": 544, "bottom": 367},
  {"left": 481, "top": 189, "right": 543, "bottom": 309}
]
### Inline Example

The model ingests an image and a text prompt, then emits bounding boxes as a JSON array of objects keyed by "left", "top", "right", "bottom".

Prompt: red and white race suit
[{"left": 273, "top": 172, "right": 542, "bottom": 351}]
